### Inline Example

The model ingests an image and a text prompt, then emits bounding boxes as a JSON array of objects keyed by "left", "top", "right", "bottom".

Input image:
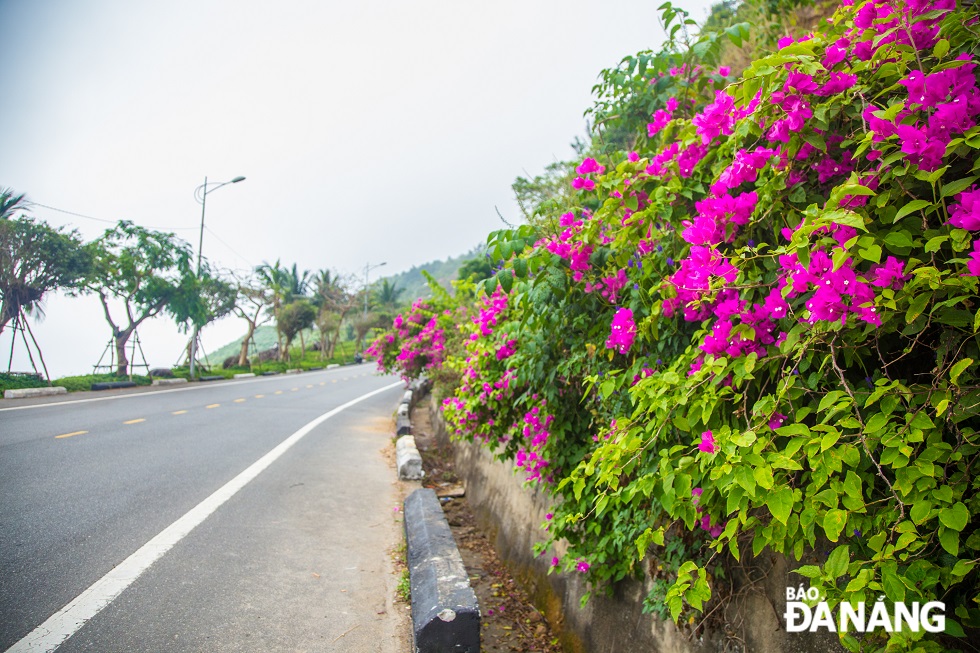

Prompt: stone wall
[{"left": 429, "top": 395, "right": 844, "bottom": 653}]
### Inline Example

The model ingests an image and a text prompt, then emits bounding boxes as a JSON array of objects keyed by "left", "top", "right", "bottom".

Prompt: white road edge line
[{"left": 4, "top": 380, "right": 403, "bottom": 653}]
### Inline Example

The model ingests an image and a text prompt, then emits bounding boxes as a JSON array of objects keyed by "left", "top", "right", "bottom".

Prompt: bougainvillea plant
[{"left": 373, "top": 0, "right": 980, "bottom": 649}]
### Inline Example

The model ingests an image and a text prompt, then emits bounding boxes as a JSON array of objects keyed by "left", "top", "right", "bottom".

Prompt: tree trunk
[
  {"left": 238, "top": 321, "right": 256, "bottom": 367},
  {"left": 114, "top": 328, "right": 133, "bottom": 377},
  {"left": 299, "top": 329, "right": 306, "bottom": 358}
]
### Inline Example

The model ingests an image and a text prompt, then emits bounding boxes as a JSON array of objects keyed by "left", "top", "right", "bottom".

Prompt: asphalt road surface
[{"left": 0, "top": 367, "right": 409, "bottom": 652}]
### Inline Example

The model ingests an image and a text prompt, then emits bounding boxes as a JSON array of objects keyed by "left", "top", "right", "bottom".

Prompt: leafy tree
[
  {"left": 373, "top": 278, "right": 405, "bottom": 311},
  {"left": 456, "top": 255, "right": 494, "bottom": 284},
  {"left": 86, "top": 221, "right": 199, "bottom": 376},
  {"left": 312, "top": 270, "right": 359, "bottom": 359},
  {"left": 258, "top": 260, "right": 312, "bottom": 359},
  {"left": 277, "top": 299, "right": 316, "bottom": 359},
  {"left": 0, "top": 190, "right": 92, "bottom": 336},
  {"left": 182, "top": 271, "right": 236, "bottom": 367},
  {"left": 231, "top": 273, "right": 271, "bottom": 367}
]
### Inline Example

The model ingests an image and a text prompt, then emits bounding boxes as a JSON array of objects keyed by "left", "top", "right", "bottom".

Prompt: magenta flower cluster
[{"left": 515, "top": 405, "right": 553, "bottom": 483}]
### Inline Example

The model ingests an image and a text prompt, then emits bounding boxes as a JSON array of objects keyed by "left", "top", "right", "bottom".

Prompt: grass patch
[
  {"left": 0, "top": 372, "right": 49, "bottom": 394},
  {"left": 54, "top": 374, "right": 153, "bottom": 392},
  {"left": 397, "top": 569, "right": 411, "bottom": 603}
]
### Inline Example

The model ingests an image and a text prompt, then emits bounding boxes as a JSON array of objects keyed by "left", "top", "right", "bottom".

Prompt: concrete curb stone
[
  {"left": 3, "top": 387, "right": 68, "bottom": 399},
  {"left": 403, "top": 488, "right": 480, "bottom": 653}
]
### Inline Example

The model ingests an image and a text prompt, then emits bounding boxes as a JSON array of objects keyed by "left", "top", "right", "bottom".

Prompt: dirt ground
[{"left": 408, "top": 402, "right": 562, "bottom": 653}]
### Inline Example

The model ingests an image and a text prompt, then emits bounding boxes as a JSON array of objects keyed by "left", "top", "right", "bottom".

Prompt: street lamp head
[{"left": 231, "top": 176, "right": 246, "bottom": 183}]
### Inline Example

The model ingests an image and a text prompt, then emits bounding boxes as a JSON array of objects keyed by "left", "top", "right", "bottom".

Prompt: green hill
[
  {"left": 205, "top": 325, "right": 280, "bottom": 363},
  {"left": 382, "top": 245, "right": 485, "bottom": 302}
]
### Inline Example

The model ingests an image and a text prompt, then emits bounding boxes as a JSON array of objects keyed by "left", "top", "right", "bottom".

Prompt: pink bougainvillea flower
[
  {"left": 968, "top": 240, "right": 980, "bottom": 277},
  {"left": 576, "top": 560, "right": 590, "bottom": 573},
  {"left": 576, "top": 158, "right": 605, "bottom": 175},
  {"left": 769, "top": 413, "right": 787, "bottom": 430},
  {"left": 699, "top": 515, "right": 725, "bottom": 538},
  {"left": 816, "top": 71, "right": 857, "bottom": 96},
  {"left": 698, "top": 430, "right": 718, "bottom": 454},
  {"left": 572, "top": 177, "right": 596, "bottom": 191},
  {"left": 869, "top": 256, "right": 909, "bottom": 289},
  {"left": 605, "top": 307, "right": 637, "bottom": 354},
  {"left": 896, "top": 123, "right": 947, "bottom": 171},
  {"left": 692, "top": 91, "right": 737, "bottom": 144},
  {"left": 647, "top": 108, "right": 673, "bottom": 137},
  {"left": 550, "top": 556, "right": 560, "bottom": 568},
  {"left": 949, "top": 186, "right": 980, "bottom": 231}
]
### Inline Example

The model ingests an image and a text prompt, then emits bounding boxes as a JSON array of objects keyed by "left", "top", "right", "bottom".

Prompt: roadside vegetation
[
  {"left": 369, "top": 0, "right": 980, "bottom": 650},
  {"left": 1, "top": 188, "right": 478, "bottom": 392}
]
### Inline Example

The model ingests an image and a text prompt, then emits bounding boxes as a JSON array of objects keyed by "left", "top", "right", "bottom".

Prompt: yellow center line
[
  {"left": 291, "top": 388, "right": 298, "bottom": 392},
  {"left": 274, "top": 390, "right": 283, "bottom": 395},
  {"left": 320, "top": 382, "right": 325, "bottom": 386},
  {"left": 255, "top": 394, "right": 265, "bottom": 399},
  {"left": 123, "top": 418, "right": 145, "bottom": 425},
  {"left": 206, "top": 404, "right": 220, "bottom": 409},
  {"left": 234, "top": 398, "right": 246, "bottom": 403},
  {"left": 331, "top": 380, "right": 337, "bottom": 384},
  {"left": 55, "top": 430, "right": 88, "bottom": 439},
  {"left": 172, "top": 410, "right": 188, "bottom": 415},
  {"left": 306, "top": 384, "right": 313, "bottom": 389}
]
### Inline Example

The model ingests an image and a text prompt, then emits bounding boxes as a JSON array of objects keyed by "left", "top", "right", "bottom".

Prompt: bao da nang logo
[{"left": 785, "top": 586, "right": 946, "bottom": 633}]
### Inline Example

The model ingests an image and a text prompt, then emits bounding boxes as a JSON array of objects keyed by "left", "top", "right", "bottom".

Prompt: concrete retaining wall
[{"left": 429, "top": 395, "right": 843, "bottom": 653}]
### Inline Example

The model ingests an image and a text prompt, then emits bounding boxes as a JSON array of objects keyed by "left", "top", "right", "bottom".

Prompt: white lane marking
[
  {"left": 4, "top": 381, "right": 402, "bottom": 653},
  {"left": 0, "top": 370, "right": 394, "bottom": 413}
]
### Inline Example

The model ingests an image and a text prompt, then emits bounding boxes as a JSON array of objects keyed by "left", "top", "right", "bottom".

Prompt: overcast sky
[{"left": 0, "top": 0, "right": 713, "bottom": 378}]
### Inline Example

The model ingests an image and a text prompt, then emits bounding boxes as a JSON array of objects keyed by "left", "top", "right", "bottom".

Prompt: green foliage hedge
[{"left": 372, "top": 0, "right": 980, "bottom": 649}]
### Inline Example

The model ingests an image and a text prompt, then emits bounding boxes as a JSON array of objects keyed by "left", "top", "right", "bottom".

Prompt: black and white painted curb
[
  {"left": 404, "top": 488, "right": 481, "bottom": 653},
  {"left": 395, "top": 378, "right": 429, "bottom": 480},
  {"left": 396, "top": 378, "right": 481, "bottom": 652}
]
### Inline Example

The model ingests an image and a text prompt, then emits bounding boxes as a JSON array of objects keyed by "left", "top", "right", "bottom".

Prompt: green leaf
[
  {"left": 906, "top": 292, "right": 931, "bottom": 323},
  {"left": 933, "top": 38, "right": 949, "bottom": 58},
  {"left": 884, "top": 230, "right": 914, "bottom": 249},
  {"left": 924, "top": 235, "right": 949, "bottom": 252},
  {"left": 498, "top": 271, "right": 513, "bottom": 293},
  {"left": 911, "top": 500, "right": 933, "bottom": 524},
  {"left": 940, "top": 502, "right": 969, "bottom": 531},
  {"left": 767, "top": 487, "right": 794, "bottom": 525},
  {"left": 939, "top": 527, "right": 960, "bottom": 556},
  {"left": 823, "top": 509, "right": 847, "bottom": 542},
  {"left": 825, "top": 544, "right": 849, "bottom": 578},
  {"left": 513, "top": 257, "right": 528, "bottom": 278},
  {"left": 893, "top": 199, "right": 931, "bottom": 223},
  {"left": 882, "top": 569, "right": 907, "bottom": 602},
  {"left": 941, "top": 175, "right": 979, "bottom": 198},
  {"left": 820, "top": 430, "right": 841, "bottom": 452},
  {"left": 950, "top": 358, "right": 973, "bottom": 386}
]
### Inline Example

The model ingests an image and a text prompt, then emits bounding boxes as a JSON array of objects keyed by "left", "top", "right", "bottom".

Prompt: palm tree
[
  {"left": 285, "top": 263, "right": 310, "bottom": 301},
  {"left": 0, "top": 188, "right": 29, "bottom": 221},
  {"left": 373, "top": 278, "right": 405, "bottom": 312},
  {"left": 258, "top": 260, "right": 312, "bottom": 360},
  {"left": 257, "top": 260, "right": 290, "bottom": 359}
]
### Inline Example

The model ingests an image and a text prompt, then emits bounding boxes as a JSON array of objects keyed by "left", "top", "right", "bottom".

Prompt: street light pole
[
  {"left": 189, "top": 175, "right": 245, "bottom": 379},
  {"left": 363, "top": 261, "right": 387, "bottom": 318}
]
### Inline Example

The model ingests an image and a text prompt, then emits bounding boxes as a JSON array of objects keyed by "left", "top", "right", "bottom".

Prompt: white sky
[{"left": 0, "top": 0, "right": 713, "bottom": 378}]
